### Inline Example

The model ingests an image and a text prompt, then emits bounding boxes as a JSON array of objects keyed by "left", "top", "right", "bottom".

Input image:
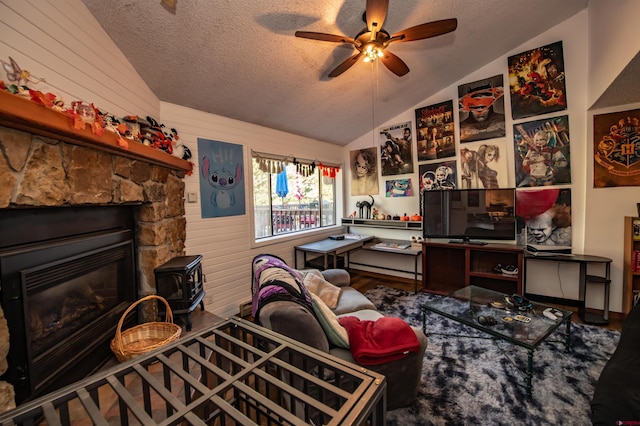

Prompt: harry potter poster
[{"left": 594, "top": 109, "right": 640, "bottom": 187}]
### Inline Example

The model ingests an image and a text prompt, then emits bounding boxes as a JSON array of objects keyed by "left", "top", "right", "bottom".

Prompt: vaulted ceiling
[{"left": 82, "top": 0, "right": 591, "bottom": 146}]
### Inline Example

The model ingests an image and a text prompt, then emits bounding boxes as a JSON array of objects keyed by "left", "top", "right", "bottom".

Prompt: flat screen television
[{"left": 422, "top": 188, "right": 517, "bottom": 244}]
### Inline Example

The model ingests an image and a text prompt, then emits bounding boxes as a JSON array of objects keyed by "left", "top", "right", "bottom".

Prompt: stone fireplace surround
[{"left": 0, "top": 91, "right": 192, "bottom": 412}]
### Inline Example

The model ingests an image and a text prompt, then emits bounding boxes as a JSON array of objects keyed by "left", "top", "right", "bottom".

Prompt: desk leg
[
  {"left": 414, "top": 255, "right": 419, "bottom": 294},
  {"left": 526, "top": 349, "right": 534, "bottom": 396},
  {"left": 578, "top": 262, "right": 587, "bottom": 322},
  {"left": 294, "top": 249, "right": 299, "bottom": 269}
]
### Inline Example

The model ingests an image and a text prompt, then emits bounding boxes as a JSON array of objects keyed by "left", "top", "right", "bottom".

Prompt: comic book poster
[
  {"left": 513, "top": 115, "right": 571, "bottom": 187},
  {"left": 379, "top": 121, "right": 414, "bottom": 176},
  {"left": 198, "top": 138, "right": 245, "bottom": 218},
  {"left": 516, "top": 188, "right": 571, "bottom": 248},
  {"left": 418, "top": 160, "right": 457, "bottom": 191},
  {"left": 458, "top": 75, "right": 506, "bottom": 142},
  {"left": 593, "top": 109, "right": 640, "bottom": 187},
  {"left": 415, "top": 100, "right": 455, "bottom": 161},
  {"left": 385, "top": 178, "right": 413, "bottom": 197},
  {"left": 349, "top": 147, "right": 379, "bottom": 195},
  {"left": 508, "top": 41, "right": 567, "bottom": 120},
  {"left": 459, "top": 140, "right": 509, "bottom": 189}
]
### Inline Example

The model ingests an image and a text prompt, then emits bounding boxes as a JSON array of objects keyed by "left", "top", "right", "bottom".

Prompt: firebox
[{"left": 0, "top": 206, "right": 138, "bottom": 404}]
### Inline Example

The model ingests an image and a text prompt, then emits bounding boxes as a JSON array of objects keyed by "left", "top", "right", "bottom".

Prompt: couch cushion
[
  {"left": 311, "top": 293, "right": 349, "bottom": 348},
  {"left": 338, "top": 309, "right": 384, "bottom": 322},
  {"left": 304, "top": 273, "right": 341, "bottom": 309},
  {"left": 258, "top": 300, "right": 330, "bottom": 352},
  {"left": 332, "top": 287, "right": 377, "bottom": 315}
]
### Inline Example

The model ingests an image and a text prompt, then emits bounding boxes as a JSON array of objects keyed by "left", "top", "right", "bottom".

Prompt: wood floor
[{"left": 347, "top": 269, "right": 625, "bottom": 333}]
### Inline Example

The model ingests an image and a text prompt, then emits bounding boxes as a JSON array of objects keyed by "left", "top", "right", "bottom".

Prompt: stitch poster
[{"left": 198, "top": 138, "right": 245, "bottom": 217}]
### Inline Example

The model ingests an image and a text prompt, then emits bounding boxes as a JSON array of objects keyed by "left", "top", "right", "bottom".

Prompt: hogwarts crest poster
[{"left": 594, "top": 109, "right": 640, "bottom": 187}]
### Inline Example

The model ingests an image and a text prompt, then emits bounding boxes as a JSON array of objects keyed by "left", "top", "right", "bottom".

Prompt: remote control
[
  {"left": 543, "top": 308, "right": 558, "bottom": 321},
  {"left": 514, "top": 315, "right": 531, "bottom": 323}
]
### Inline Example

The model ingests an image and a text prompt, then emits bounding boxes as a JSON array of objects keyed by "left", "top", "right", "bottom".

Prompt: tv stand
[
  {"left": 422, "top": 240, "right": 524, "bottom": 295},
  {"left": 448, "top": 239, "right": 488, "bottom": 246}
]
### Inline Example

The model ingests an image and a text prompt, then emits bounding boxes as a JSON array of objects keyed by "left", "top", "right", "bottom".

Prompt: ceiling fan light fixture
[
  {"left": 363, "top": 43, "right": 383, "bottom": 62},
  {"left": 295, "top": 0, "right": 457, "bottom": 77}
]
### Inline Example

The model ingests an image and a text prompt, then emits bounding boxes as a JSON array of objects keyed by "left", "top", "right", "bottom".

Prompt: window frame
[{"left": 249, "top": 153, "right": 341, "bottom": 244}]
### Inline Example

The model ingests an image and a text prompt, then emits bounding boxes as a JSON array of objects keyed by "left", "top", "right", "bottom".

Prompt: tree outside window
[{"left": 253, "top": 159, "right": 336, "bottom": 239}]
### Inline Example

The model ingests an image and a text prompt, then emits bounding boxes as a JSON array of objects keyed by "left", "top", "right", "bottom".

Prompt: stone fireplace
[{"left": 0, "top": 91, "right": 192, "bottom": 407}]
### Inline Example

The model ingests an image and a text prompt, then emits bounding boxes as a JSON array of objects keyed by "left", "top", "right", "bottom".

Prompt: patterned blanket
[{"left": 251, "top": 254, "right": 314, "bottom": 325}]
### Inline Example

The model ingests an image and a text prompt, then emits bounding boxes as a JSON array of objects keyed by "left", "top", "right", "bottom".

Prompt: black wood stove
[{"left": 154, "top": 255, "right": 205, "bottom": 330}]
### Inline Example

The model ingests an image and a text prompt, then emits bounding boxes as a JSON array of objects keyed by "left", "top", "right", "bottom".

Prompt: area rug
[{"left": 363, "top": 285, "right": 620, "bottom": 426}]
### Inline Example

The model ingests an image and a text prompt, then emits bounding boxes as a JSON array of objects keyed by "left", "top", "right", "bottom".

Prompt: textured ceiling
[{"left": 82, "top": 0, "right": 590, "bottom": 146}]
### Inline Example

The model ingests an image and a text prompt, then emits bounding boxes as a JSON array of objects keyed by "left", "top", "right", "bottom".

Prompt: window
[{"left": 253, "top": 156, "right": 336, "bottom": 239}]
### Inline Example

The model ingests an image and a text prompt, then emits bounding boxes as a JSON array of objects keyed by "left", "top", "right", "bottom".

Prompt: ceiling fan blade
[
  {"left": 295, "top": 31, "right": 354, "bottom": 44},
  {"left": 328, "top": 52, "right": 364, "bottom": 78},
  {"left": 366, "top": 0, "right": 389, "bottom": 34},
  {"left": 380, "top": 51, "right": 410, "bottom": 76},
  {"left": 391, "top": 18, "right": 458, "bottom": 42}
]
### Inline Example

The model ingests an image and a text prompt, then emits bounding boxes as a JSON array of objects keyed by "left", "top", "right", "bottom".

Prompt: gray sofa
[{"left": 255, "top": 265, "right": 428, "bottom": 410}]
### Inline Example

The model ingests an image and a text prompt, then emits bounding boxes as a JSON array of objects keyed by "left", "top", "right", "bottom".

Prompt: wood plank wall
[{"left": 1, "top": 0, "right": 345, "bottom": 318}]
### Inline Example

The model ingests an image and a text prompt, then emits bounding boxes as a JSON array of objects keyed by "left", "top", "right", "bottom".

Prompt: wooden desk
[
  {"left": 525, "top": 253, "right": 612, "bottom": 325},
  {"left": 350, "top": 239, "right": 422, "bottom": 293},
  {"left": 294, "top": 236, "right": 374, "bottom": 270}
]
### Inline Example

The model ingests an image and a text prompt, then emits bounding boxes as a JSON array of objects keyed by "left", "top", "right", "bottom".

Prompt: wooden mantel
[{"left": 0, "top": 90, "right": 192, "bottom": 172}]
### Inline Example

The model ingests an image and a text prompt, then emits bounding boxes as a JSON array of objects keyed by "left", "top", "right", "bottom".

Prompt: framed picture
[
  {"left": 419, "top": 160, "right": 457, "bottom": 191},
  {"left": 350, "top": 147, "right": 379, "bottom": 195},
  {"left": 508, "top": 41, "right": 567, "bottom": 120},
  {"left": 459, "top": 140, "right": 509, "bottom": 189},
  {"left": 594, "top": 108, "right": 640, "bottom": 187},
  {"left": 415, "top": 100, "right": 455, "bottom": 161},
  {"left": 516, "top": 187, "right": 571, "bottom": 247},
  {"left": 458, "top": 74, "right": 506, "bottom": 143},
  {"left": 385, "top": 178, "right": 413, "bottom": 197},
  {"left": 380, "top": 121, "right": 414, "bottom": 176},
  {"left": 513, "top": 115, "right": 571, "bottom": 187},
  {"left": 198, "top": 138, "right": 245, "bottom": 218}
]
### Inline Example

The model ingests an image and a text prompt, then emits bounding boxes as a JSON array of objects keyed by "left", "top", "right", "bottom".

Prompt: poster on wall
[
  {"left": 350, "top": 147, "right": 379, "bottom": 195},
  {"left": 458, "top": 74, "right": 506, "bottom": 143},
  {"left": 459, "top": 140, "right": 509, "bottom": 189},
  {"left": 593, "top": 108, "right": 640, "bottom": 187},
  {"left": 379, "top": 121, "right": 414, "bottom": 176},
  {"left": 415, "top": 100, "right": 455, "bottom": 161},
  {"left": 385, "top": 178, "right": 413, "bottom": 197},
  {"left": 516, "top": 187, "right": 571, "bottom": 248},
  {"left": 508, "top": 41, "right": 567, "bottom": 120},
  {"left": 197, "top": 138, "right": 245, "bottom": 218},
  {"left": 513, "top": 115, "right": 571, "bottom": 187},
  {"left": 418, "top": 160, "right": 457, "bottom": 191}
]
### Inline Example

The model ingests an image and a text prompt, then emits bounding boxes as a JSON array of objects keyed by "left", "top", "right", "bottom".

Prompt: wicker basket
[{"left": 110, "top": 295, "right": 182, "bottom": 362}]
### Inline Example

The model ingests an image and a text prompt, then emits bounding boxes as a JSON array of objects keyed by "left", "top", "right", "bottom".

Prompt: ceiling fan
[{"left": 295, "top": 0, "right": 457, "bottom": 78}]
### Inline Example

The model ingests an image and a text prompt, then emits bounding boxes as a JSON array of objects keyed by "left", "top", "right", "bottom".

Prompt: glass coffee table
[{"left": 421, "top": 285, "right": 572, "bottom": 395}]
